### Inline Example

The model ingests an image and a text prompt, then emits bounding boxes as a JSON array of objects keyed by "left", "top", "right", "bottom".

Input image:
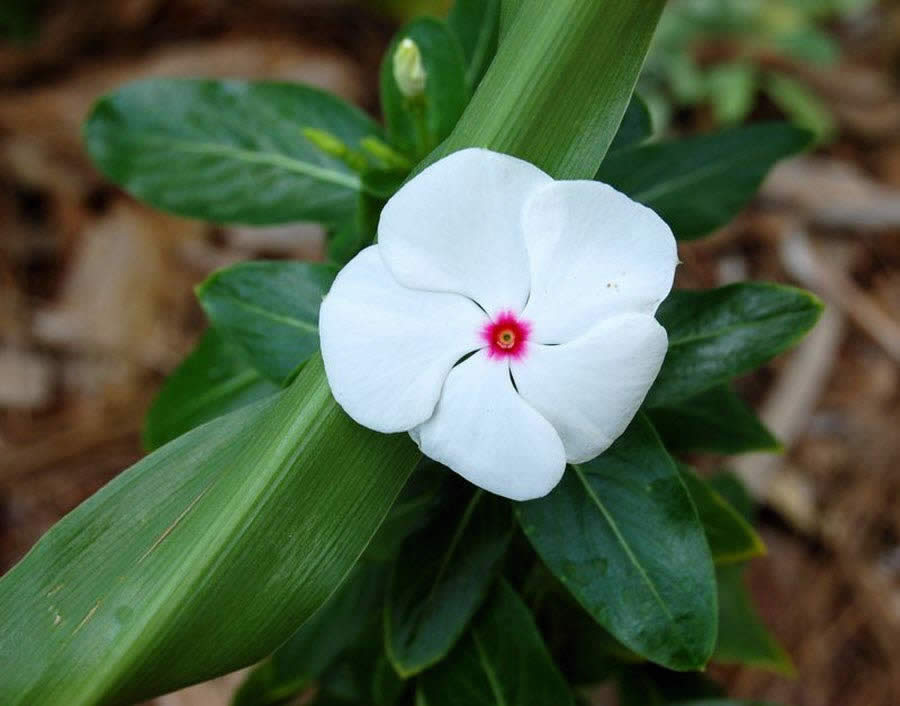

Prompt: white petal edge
[
  {"left": 521, "top": 180, "right": 678, "bottom": 343},
  {"left": 378, "top": 148, "right": 552, "bottom": 317},
  {"left": 511, "top": 313, "right": 668, "bottom": 463},
  {"left": 412, "top": 349, "right": 566, "bottom": 501},
  {"left": 319, "top": 245, "right": 487, "bottom": 433}
]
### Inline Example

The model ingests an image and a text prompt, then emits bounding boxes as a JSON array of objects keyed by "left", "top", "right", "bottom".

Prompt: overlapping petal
[
  {"left": 412, "top": 350, "right": 567, "bottom": 501},
  {"left": 521, "top": 180, "right": 677, "bottom": 343},
  {"left": 378, "top": 148, "right": 551, "bottom": 316},
  {"left": 320, "top": 246, "right": 487, "bottom": 433},
  {"left": 512, "top": 313, "right": 668, "bottom": 463}
]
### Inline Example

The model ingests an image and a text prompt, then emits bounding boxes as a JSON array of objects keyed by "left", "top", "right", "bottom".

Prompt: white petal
[
  {"left": 412, "top": 350, "right": 566, "bottom": 501},
  {"left": 319, "top": 246, "right": 487, "bottom": 433},
  {"left": 521, "top": 180, "right": 678, "bottom": 343},
  {"left": 512, "top": 313, "right": 667, "bottom": 463},
  {"left": 378, "top": 148, "right": 552, "bottom": 316}
]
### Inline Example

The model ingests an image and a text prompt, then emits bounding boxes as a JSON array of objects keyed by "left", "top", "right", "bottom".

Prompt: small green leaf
[
  {"left": 385, "top": 484, "right": 513, "bottom": 676},
  {"left": 143, "top": 328, "right": 279, "bottom": 451},
  {"left": 648, "top": 384, "right": 780, "bottom": 455},
  {"left": 0, "top": 356, "right": 420, "bottom": 706},
  {"left": 85, "top": 79, "right": 382, "bottom": 225},
  {"left": 196, "top": 260, "right": 336, "bottom": 384},
  {"left": 418, "top": 580, "right": 574, "bottom": 706},
  {"left": 518, "top": 415, "right": 718, "bottom": 671},
  {"left": 714, "top": 566, "right": 794, "bottom": 674},
  {"left": 648, "top": 283, "right": 823, "bottom": 407},
  {"left": 706, "top": 63, "right": 756, "bottom": 126},
  {"left": 707, "top": 472, "right": 755, "bottom": 524},
  {"left": 596, "top": 123, "right": 812, "bottom": 239},
  {"left": 765, "top": 73, "right": 836, "bottom": 144},
  {"left": 609, "top": 95, "right": 653, "bottom": 153},
  {"left": 381, "top": 18, "right": 470, "bottom": 160},
  {"left": 448, "top": 0, "right": 501, "bottom": 90},
  {"left": 677, "top": 464, "right": 766, "bottom": 565}
]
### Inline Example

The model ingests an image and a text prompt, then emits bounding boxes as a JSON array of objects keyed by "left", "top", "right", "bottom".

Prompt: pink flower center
[{"left": 481, "top": 311, "right": 531, "bottom": 360}]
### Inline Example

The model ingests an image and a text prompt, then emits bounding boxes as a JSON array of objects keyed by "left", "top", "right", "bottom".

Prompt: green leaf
[
  {"left": 143, "top": 328, "right": 279, "bottom": 451},
  {"left": 418, "top": 580, "right": 574, "bottom": 706},
  {"left": 714, "top": 566, "right": 794, "bottom": 674},
  {"left": 196, "top": 260, "right": 336, "bottom": 384},
  {"left": 385, "top": 484, "right": 514, "bottom": 676},
  {"left": 648, "top": 384, "right": 780, "bottom": 455},
  {"left": 518, "top": 415, "right": 718, "bottom": 671},
  {"left": 381, "top": 18, "right": 470, "bottom": 160},
  {"left": 232, "top": 561, "right": 389, "bottom": 706},
  {"left": 648, "top": 283, "right": 823, "bottom": 407},
  {"left": 448, "top": 0, "right": 501, "bottom": 90},
  {"left": 677, "top": 464, "right": 766, "bottom": 566},
  {"left": 765, "top": 73, "right": 836, "bottom": 144},
  {"left": 0, "top": 356, "right": 420, "bottom": 706},
  {"left": 596, "top": 123, "right": 812, "bottom": 239},
  {"left": 707, "top": 472, "right": 755, "bottom": 524},
  {"left": 706, "top": 63, "right": 756, "bottom": 125},
  {"left": 431, "top": 0, "right": 667, "bottom": 178},
  {"left": 617, "top": 665, "right": 725, "bottom": 706},
  {"left": 85, "top": 79, "right": 382, "bottom": 225},
  {"left": 609, "top": 95, "right": 653, "bottom": 153}
]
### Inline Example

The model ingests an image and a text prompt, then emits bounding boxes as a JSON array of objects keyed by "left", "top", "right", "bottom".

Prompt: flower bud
[{"left": 393, "top": 38, "right": 427, "bottom": 99}]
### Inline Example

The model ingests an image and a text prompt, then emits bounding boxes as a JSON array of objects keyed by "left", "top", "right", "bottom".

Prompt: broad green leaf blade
[
  {"left": 432, "top": 0, "right": 666, "bottom": 178},
  {"left": 714, "top": 566, "right": 794, "bottom": 674},
  {"left": 386, "top": 485, "right": 513, "bottom": 676},
  {"left": 518, "top": 415, "right": 717, "bottom": 671},
  {"left": 648, "top": 384, "right": 780, "bottom": 455},
  {"left": 677, "top": 465, "right": 765, "bottom": 566},
  {"left": 595, "top": 123, "right": 812, "bottom": 239},
  {"left": 143, "top": 328, "right": 279, "bottom": 451},
  {"left": 608, "top": 95, "right": 653, "bottom": 153},
  {"left": 0, "top": 356, "right": 419, "bottom": 706},
  {"left": 448, "top": 0, "right": 500, "bottom": 90},
  {"left": 418, "top": 580, "right": 574, "bottom": 706},
  {"left": 380, "top": 18, "right": 470, "bottom": 160},
  {"left": 85, "top": 79, "right": 382, "bottom": 225},
  {"left": 648, "top": 283, "right": 823, "bottom": 407},
  {"left": 197, "top": 260, "right": 336, "bottom": 384},
  {"left": 232, "top": 562, "right": 389, "bottom": 706}
]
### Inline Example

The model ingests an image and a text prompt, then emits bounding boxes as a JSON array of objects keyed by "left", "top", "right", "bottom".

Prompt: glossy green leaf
[
  {"left": 714, "top": 566, "right": 794, "bottom": 674},
  {"left": 85, "top": 79, "right": 382, "bottom": 225},
  {"left": 648, "top": 283, "right": 823, "bottom": 407},
  {"left": 448, "top": 0, "right": 500, "bottom": 90},
  {"left": 143, "top": 328, "right": 279, "bottom": 451},
  {"left": 196, "top": 260, "right": 336, "bottom": 384},
  {"left": 386, "top": 485, "right": 513, "bottom": 676},
  {"left": 418, "top": 580, "right": 573, "bottom": 706},
  {"left": 677, "top": 464, "right": 766, "bottom": 565},
  {"left": 381, "top": 18, "right": 470, "bottom": 160},
  {"left": 649, "top": 384, "right": 780, "bottom": 455},
  {"left": 518, "top": 415, "right": 717, "bottom": 671},
  {"left": 432, "top": 0, "right": 666, "bottom": 178},
  {"left": 0, "top": 356, "right": 419, "bottom": 706},
  {"left": 232, "top": 562, "right": 389, "bottom": 706},
  {"left": 609, "top": 95, "right": 653, "bottom": 153},
  {"left": 596, "top": 123, "right": 812, "bottom": 239}
]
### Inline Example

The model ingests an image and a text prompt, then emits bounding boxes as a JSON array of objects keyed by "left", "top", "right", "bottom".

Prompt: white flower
[{"left": 319, "top": 148, "right": 677, "bottom": 501}]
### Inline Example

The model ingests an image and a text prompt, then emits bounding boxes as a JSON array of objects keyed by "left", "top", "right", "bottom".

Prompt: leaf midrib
[
  {"left": 665, "top": 306, "right": 813, "bottom": 348},
  {"left": 208, "top": 293, "right": 319, "bottom": 335}
]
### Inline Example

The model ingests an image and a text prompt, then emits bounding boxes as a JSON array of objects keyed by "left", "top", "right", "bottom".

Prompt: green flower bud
[{"left": 393, "top": 38, "right": 427, "bottom": 99}]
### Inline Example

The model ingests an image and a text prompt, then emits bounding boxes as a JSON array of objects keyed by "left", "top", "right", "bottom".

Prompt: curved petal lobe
[
  {"left": 512, "top": 313, "right": 667, "bottom": 463},
  {"left": 521, "top": 180, "right": 677, "bottom": 343},
  {"left": 320, "top": 246, "right": 487, "bottom": 433},
  {"left": 412, "top": 350, "right": 566, "bottom": 501},
  {"left": 378, "top": 148, "right": 551, "bottom": 316}
]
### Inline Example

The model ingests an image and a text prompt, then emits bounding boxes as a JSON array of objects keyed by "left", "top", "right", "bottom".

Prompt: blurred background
[{"left": 0, "top": 1, "right": 898, "bottom": 704}]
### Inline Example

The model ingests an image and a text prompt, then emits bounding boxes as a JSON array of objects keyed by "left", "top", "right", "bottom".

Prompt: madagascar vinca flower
[{"left": 319, "top": 149, "right": 677, "bottom": 501}]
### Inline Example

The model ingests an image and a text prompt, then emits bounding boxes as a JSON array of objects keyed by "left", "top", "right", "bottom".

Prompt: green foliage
[
  {"left": 196, "top": 260, "right": 336, "bottom": 383},
  {"left": 85, "top": 79, "right": 383, "bottom": 225},
  {"left": 609, "top": 95, "right": 654, "bottom": 153},
  {"left": 649, "top": 282, "right": 823, "bottom": 406},
  {"left": 518, "top": 415, "right": 717, "bottom": 671},
  {"left": 649, "top": 385, "right": 780, "bottom": 455},
  {"left": 143, "top": 328, "right": 279, "bottom": 450},
  {"left": 447, "top": 0, "right": 500, "bottom": 89},
  {"left": 418, "top": 581, "right": 574, "bottom": 706},
  {"left": 386, "top": 485, "right": 514, "bottom": 676},
  {"left": 596, "top": 123, "right": 812, "bottom": 240}
]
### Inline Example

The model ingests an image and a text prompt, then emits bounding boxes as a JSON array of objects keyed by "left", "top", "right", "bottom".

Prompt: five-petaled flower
[{"left": 319, "top": 148, "right": 677, "bottom": 501}]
